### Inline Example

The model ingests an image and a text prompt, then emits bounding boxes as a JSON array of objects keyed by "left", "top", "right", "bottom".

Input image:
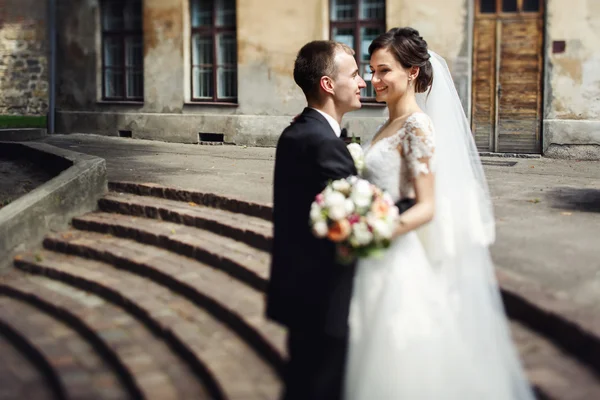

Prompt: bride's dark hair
[{"left": 368, "top": 27, "right": 433, "bottom": 94}]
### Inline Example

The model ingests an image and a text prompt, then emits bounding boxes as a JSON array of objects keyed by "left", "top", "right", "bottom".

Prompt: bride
[{"left": 344, "top": 27, "right": 536, "bottom": 399}]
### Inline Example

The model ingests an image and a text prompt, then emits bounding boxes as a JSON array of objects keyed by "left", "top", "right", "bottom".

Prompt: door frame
[{"left": 469, "top": 0, "right": 547, "bottom": 154}]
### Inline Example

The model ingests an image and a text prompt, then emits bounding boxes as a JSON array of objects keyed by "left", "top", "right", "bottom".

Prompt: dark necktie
[{"left": 340, "top": 128, "right": 348, "bottom": 138}]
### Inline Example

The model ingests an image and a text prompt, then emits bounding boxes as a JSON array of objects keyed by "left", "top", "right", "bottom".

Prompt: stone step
[
  {"left": 0, "top": 311, "right": 66, "bottom": 400},
  {"left": 71, "top": 212, "right": 270, "bottom": 292},
  {"left": 2, "top": 271, "right": 213, "bottom": 399},
  {"left": 98, "top": 192, "right": 272, "bottom": 252},
  {"left": 109, "top": 181, "right": 273, "bottom": 221},
  {"left": 15, "top": 248, "right": 283, "bottom": 400},
  {"left": 511, "top": 322, "right": 600, "bottom": 400},
  {"left": 7, "top": 256, "right": 600, "bottom": 400},
  {"left": 110, "top": 182, "right": 600, "bottom": 381},
  {"left": 0, "top": 277, "right": 132, "bottom": 400},
  {"left": 41, "top": 229, "right": 285, "bottom": 367}
]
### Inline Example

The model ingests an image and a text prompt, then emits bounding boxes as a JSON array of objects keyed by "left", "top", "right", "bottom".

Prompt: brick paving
[
  {"left": 40, "top": 227, "right": 285, "bottom": 364},
  {"left": 98, "top": 192, "right": 272, "bottom": 252},
  {"left": 0, "top": 283, "right": 128, "bottom": 400},
  {"left": 1, "top": 275, "right": 210, "bottom": 400},
  {"left": 70, "top": 211, "right": 271, "bottom": 289},
  {"left": 0, "top": 182, "right": 598, "bottom": 399},
  {"left": 0, "top": 331, "right": 54, "bottom": 400}
]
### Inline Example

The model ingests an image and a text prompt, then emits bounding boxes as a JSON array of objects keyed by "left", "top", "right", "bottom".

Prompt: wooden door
[{"left": 472, "top": 0, "right": 544, "bottom": 153}]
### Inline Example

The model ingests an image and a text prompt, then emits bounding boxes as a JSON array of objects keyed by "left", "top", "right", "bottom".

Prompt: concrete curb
[
  {"left": 0, "top": 142, "right": 107, "bottom": 269},
  {"left": 0, "top": 128, "right": 47, "bottom": 141}
]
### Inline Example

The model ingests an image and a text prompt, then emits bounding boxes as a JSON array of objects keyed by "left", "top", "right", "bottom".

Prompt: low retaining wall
[
  {"left": 0, "top": 142, "right": 107, "bottom": 268},
  {"left": 0, "top": 128, "right": 47, "bottom": 141}
]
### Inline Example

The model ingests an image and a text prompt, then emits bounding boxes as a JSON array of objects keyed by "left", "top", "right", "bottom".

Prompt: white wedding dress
[{"left": 344, "top": 112, "right": 535, "bottom": 400}]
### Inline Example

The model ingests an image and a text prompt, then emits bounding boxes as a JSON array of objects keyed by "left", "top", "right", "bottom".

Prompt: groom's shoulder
[{"left": 279, "top": 116, "right": 323, "bottom": 143}]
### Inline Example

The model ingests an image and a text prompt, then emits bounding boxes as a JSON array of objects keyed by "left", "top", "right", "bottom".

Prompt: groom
[{"left": 267, "top": 41, "right": 366, "bottom": 400}]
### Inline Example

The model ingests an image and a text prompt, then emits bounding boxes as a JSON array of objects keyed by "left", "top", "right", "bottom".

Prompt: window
[
  {"left": 522, "top": 0, "right": 540, "bottom": 12},
  {"left": 190, "top": 0, "right": 237, "bottom": 102},
  {"left": 101, "top": 0, "right": 143, "bottom": 101},
  {"left": 480, "top": 0, "right": 495, "bottom": 13},
  {"left": 330, "top": 0, "right": 385, "bottom": 100}
]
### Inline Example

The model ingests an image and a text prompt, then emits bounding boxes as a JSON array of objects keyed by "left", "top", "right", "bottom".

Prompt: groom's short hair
[{"left": 293, "top": 40, "right": 355, "bottom": 101}]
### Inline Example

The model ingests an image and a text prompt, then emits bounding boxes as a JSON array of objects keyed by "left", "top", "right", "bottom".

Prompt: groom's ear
[{"left": 320, "top": 76, "right": 335, "bottom": 96}]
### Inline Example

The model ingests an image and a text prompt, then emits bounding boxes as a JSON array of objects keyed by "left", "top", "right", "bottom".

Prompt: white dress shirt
[{"left": 310, "top": 108, "right": 341, "bottom": 137}]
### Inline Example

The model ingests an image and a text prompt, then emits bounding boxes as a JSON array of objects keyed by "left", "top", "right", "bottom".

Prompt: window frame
[
  {"left": 100, "top": 0, "right": 144, "bottom": 102},
  {"left": 189, "top": 0, "right": 238, "bottom": 104},
  {"left": 329, "top": 0, "right": 386, "bottom": 103},
  {"left": 475, "top": 0, "right": 544, "bottom": 16}
]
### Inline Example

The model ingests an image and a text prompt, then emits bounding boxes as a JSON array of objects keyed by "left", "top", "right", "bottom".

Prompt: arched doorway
[{"left": 472, "top": 0, "right": 544, "bottom": 153}]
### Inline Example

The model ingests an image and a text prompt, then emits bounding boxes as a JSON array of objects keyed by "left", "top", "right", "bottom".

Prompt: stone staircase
[{"left": 0, "top": 182, "right": 599, "bottom": 399}]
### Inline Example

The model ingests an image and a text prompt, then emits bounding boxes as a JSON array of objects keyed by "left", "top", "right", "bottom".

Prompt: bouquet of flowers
[{"left": 309, "top": 176, "right": 400, "bottom": 263}]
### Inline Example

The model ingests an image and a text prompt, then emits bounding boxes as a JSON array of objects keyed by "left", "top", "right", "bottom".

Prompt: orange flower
[
  {"left": 370, "top": 199, "right": 390, "bottom": 217},
  {"left": 327, "top": 219, "right": 351, "bottom": 242}
]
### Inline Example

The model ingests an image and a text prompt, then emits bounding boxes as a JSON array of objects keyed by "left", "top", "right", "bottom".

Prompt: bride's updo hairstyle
[{"left": 368, "top": 27, "right": 433, "bottom": 93}]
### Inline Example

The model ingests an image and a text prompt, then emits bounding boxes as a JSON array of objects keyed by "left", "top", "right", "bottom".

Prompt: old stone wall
[{"left": 0, "top": 0, "right": 48, "bottom": 116}]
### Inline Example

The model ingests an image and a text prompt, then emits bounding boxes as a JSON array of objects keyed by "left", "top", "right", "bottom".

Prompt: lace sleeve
[{"left": 400, "top": 113, "right": 435, "bottom": 178}]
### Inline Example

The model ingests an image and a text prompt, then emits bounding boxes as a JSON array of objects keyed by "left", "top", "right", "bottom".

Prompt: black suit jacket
[{"left": 267, "top": 108, "right": 358, "bottom": 338}]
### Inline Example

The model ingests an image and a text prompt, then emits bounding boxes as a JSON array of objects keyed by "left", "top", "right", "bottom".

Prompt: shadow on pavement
[{"left": 547, "top": 187, "right": 600, "bottom": 213}]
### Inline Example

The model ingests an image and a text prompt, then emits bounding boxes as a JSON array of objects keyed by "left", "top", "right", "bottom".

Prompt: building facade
[
  {"left": 47, "top": 0, "right": 600, "bottom": 158},
  {"left": 0, "top": 0, "right": 48, "bottom": 116}
]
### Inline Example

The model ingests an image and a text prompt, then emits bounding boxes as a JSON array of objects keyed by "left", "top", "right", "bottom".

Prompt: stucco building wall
[
  {"left": 543, "top": 0, "right": 600, "bottom": 158},
  {"left": 53, "top": 0, "right": 600, "bottom": 158}
]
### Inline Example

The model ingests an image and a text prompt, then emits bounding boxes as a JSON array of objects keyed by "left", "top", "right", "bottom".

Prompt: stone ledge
[
  {"left": 0, "top": 142, "right": 107, "bottom": 269},
  {"left": 544, "top": 144, "right": 600, "bottom": 160},
  {"left": 0, "top": 128, "right": 47, "bottom": 141},
  {"left": 543, "top": 119, "right": 600, "bottom": 159}
]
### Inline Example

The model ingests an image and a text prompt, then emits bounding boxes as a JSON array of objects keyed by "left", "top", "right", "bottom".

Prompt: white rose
[
  {"left": 332, "top": 179, "right": 351, "bottom": 195},
  {"left": 347, "top": 143, "right": 365, "bottom": 173},
  {"left": 347, "top": 142, "right": 363, "bottom": 158},
  {"left": 325, "top": 190, "right": 345, "bottom": 208},
  {"left": 325, "top": 191, "right": 347, "bottom": 221},
  {"left": 351, "top": 222, "right": 373, "bottom": 246},
  {"left": 365, "top": 212, "right": 378, "bottom": 227},
  {"left": 310, "top": 203, "right": 324, "bottom": 224},
  {"left": 372, "top": 219, "right": 394, "bottom": 240},
  {"left": 329, "top": 203, "right": 348, "bottom": 221},
  {"left": 355, "top": 160, "right": 365, "bottom": 174},
  {"left": 351, "top": 179, "right": 373, "bottom": 209},
  {"left": 344, "top": 198, "right": 355, "bottom": 215},
  {"left": 312, "top": 221, "right": 328, "bottom": 238}
]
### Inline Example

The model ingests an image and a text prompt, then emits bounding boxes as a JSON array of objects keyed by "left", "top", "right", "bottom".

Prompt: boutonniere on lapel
[{"left": 347, "top": 139, "right": 365, "bottom": 175}]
